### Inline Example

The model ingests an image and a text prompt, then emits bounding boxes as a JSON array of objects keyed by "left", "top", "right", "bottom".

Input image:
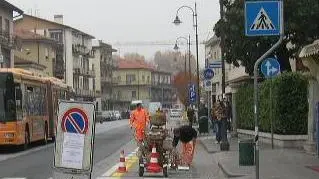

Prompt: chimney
[{"left": 54, "top": 15, "right": 63, "bottom": 24}]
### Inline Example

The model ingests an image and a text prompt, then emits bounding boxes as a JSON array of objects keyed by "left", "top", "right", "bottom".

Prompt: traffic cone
[
  {"left": 147, "top": 144, "right": 162, "bottom": 173},
  {"left": 117, "top": 150, "right": 127, "bottom": 173}
]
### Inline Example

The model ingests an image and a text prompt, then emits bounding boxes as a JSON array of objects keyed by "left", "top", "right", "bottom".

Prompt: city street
[{"left": 0, "top": 120, "right": 132, "bottom": 179}]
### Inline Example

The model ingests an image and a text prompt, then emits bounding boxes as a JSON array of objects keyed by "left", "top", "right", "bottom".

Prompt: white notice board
[{"left": 54, "top": 100, "right": 95, "bottom": 173}]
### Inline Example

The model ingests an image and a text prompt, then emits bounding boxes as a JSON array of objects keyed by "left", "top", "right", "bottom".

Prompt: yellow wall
[
  {"left": 113, "top": 68, "right": 152, "bottom": 101},
  {"left": 114, "top": 69, "right": 152, "bottom": 85},
  {"left": 15, "top": 41, "right": 56, "bottom": 76}
]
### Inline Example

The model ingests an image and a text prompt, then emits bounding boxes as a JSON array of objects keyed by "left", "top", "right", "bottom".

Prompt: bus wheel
[
  {"left": 43, "top": 124, "right": 48, "bottom": 145},
  {"left": 23, "top": 129, "right": 30, "bottom": 150}
]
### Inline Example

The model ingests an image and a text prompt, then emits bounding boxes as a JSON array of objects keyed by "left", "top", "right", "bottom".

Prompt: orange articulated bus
[{"left": 0, "top": 68, "right": 70, "bottom": 149}]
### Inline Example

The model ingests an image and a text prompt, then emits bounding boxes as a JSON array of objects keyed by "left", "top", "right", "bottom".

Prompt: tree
[
  {"left": 214, "top": 0, "right": 319, "bottom": 76},
  {"left": 172, "top": 71, "right": 197, "bottom": 106},
  {"left": 123, "top": 53, "right": 145, "bottom": 61}
]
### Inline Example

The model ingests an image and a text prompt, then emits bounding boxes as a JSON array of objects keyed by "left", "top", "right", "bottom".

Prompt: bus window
[
  {"left": 15, "top": 83, "right": 22, "bottom": 121},
  {"left": 0, "top": 73, "right": 16, "bottom": 122}
]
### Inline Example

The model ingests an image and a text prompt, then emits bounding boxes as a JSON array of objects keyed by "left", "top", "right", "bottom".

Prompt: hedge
[{"left": 235, "top": 72, "right": 308, "bottom": 135}]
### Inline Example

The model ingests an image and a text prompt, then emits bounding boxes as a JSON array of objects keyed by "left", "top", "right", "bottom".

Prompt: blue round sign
[
  {"left": 61, "top": 108, "right": 89, "bottom": 134},
  {"left": 204, "top": 68, "right": 214, "bottom": 80},
  {"left": 261, "top": 58, "right": 280, "bottom": 78}
]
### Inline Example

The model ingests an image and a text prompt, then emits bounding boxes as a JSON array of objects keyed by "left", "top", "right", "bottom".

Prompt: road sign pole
[
  {"left": 253, "top": 1, "right": 284, "bottom": 178},
  {"left": 270, "top": 79, "right": 274, "bottom": 149}
]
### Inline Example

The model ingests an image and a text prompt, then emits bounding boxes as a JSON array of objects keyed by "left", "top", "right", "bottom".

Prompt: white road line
[{"left": 100, "top": 147, "right": 138, "bottom": 177}]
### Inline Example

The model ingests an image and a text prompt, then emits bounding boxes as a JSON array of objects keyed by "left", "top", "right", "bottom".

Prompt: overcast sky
[{"left": 8, "top": 0, "right": 220, "bottom": 67}]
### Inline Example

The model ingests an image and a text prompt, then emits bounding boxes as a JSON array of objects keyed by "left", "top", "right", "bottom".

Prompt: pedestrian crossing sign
[{"left": 245, "top": 1, "right": 282, "bottom": 36}]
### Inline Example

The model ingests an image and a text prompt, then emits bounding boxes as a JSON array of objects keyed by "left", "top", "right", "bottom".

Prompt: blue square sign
[{"left": 245, "top": 1, "right": 282, "bottom": 36}]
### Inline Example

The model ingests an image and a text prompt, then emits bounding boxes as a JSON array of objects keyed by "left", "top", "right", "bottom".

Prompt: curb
[
  {"left": 217, "top": 161, "right": 246, "bottom": 178},
  {"left": 198, "top": 138, "right": 217, "bottom": 154}
]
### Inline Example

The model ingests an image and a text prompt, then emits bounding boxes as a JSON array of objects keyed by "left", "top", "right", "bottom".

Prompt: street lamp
[
  {"left": 174, "top": 36, "right": 191, "bottom": 82},
  {"left": 173, "top": 3, "right": 200, "bottom": 110}
]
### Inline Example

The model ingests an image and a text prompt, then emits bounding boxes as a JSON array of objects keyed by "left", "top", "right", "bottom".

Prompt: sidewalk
[{"left": 199, "top": 135, "right": 319, "bottom": 179}]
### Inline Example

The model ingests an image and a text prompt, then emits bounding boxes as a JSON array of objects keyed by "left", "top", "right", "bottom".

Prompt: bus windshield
[{"left": 0, "top": 73, "right": 16, "bottom": 123}]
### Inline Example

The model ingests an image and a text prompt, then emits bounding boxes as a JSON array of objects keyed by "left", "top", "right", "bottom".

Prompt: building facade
[
  {"left": 90, "top": 40, "right": 117, "bottom": 111},
  {"left": 205, "top": 35, "right": 249, "bottom": 101},
  {"left": 0, "top": 0, "right": 23, "bottom": 68},
  {"left": 14, "top": 14, "right": 96, "bottom": 101},
  {"left": 14, "top": 29, "right": 59, "bottom": 77},
  {"left": 112, "top": 59, "right": 174, "bottom": 111}
]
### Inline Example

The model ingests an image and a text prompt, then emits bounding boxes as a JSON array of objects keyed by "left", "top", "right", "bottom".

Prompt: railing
[
  {"left": 101, "top": 76, "right": 112, "bottom": 83},
  {"left": 72, "top": 44, "right": 89, "bottom": 55}
]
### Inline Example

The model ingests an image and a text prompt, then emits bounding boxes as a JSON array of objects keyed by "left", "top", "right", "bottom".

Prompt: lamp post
[
  {"left": 174, "top": 36, "right": 192, "bottom": 106},
  {"left": 173, "top": 2, "right": 200, "bottom": 110},
  {"left": 174, "top": 36, "right": 191, "bottom": 82}
]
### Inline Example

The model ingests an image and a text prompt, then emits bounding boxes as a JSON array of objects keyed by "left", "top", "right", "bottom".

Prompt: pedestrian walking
[{"left": 186, "top": 107, "right": 195, "bottom": 127}]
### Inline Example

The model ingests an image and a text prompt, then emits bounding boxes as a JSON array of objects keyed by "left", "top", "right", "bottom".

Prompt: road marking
[{"left": 99, "top": 148, "right": 138, "bottom": 178}]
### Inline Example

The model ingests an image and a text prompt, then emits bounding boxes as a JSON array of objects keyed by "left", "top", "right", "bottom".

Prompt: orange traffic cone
[
  {"left": 147, "top": 144, "right": 162, "bottom": 173},
  {"left": 117, "top": 150, "right": 127, "bottom": 173}
]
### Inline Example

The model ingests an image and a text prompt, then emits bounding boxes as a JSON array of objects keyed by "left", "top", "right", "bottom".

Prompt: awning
[{"left": 299, "top": 39, "right": 319, "bottom": 58}]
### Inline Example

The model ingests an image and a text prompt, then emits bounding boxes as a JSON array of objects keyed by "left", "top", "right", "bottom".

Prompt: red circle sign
[{"left": 61, "top": 108, "right": 89, "bottom": 134}]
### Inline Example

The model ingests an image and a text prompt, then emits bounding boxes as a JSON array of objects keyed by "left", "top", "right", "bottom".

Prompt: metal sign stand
[
  {"left": 247, "top": 1, "right": 284, "bottom": 179},
  {"left": 53, "top": 100, "right": 96, "bottom": 179},
  {"left": 245, "top": 0, "right": 284, "bottom": 179}
]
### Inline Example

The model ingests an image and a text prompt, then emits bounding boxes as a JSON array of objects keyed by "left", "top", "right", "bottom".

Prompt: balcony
[
  {"left": 101, "top": 76, "right": 112, "bottom": 83},
  {"left": 0, "top": 31, "right": 18, "bottom": 49},
  {"left": 72, "top": 44, "right": 89, "bottom": 56},
  {"left": 86, "top": 50, "right": 95, "bottom": 58},
  {"left": 74, "top": 88, "right": 96, "bottom": 98}
]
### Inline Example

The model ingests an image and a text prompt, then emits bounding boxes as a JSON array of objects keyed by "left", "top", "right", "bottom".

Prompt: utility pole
[{"left": 219, "top": 0, "right": 230, "bottom": 151}]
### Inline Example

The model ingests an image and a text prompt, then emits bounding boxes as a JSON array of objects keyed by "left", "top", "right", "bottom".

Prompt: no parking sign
[{"left": 54, "top": 100, "right": 95, "bottom": 176}]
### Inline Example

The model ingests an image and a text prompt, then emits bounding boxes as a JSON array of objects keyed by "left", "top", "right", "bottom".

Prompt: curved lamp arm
[{"left": 176, "top": 5, "right": 196, "bottom": 27}]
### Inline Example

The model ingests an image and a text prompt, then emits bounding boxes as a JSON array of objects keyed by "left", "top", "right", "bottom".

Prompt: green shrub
[{"left": 235, "top": 72, "right": 308, "bottom": 135}]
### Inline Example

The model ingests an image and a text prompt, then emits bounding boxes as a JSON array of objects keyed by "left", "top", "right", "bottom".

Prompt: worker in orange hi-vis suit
[{"left": 130, "top": 103, "right": 150, "bottom": 142}]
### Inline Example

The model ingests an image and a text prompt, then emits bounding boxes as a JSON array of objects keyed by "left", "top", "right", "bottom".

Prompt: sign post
[
  {"left": 53, "top": 100, "right": 95, "bottom": 179},
  {"left": 189, "top": 83, "right": 196, "bottom": 106},
  {"left": 317, "top": 102, "right": 319, "bottom": 158},
  {"left": 261, "top": 57, "right": 281, "bottom": 149},
  {"left": 245, "top": 1, "right": 284, "bottom": 179}
]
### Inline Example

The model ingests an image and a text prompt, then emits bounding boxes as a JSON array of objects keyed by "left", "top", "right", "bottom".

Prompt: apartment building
[
  {"left": 112, "top": 59, "right": 174, "bottom": 110},
  {"left": 14, "top": 29, "right": 60, "bottom": 77},
  {"left": 14, "top": 14, "right": 96, "bottom": 101},
  {"left": 0, "top": 0, "right": 23, "bottom": 68},
  {"left": 205, "top": 35, "right": 249, "bottom": 101},
  {"left": 90, "top": 40, "right": 117, "bottom": 111}
]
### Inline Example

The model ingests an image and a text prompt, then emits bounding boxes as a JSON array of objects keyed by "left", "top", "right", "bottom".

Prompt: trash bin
[
  {"left": 239, "top": 139, "right": 255, "bottom": 166},
  {"left": 198, "top": 116, "right": 208, "bottom": 134}
]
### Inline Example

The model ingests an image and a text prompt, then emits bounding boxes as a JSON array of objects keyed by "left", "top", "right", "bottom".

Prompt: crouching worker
[{"left": 173, "top": 125, "right": 198, "bottom": 168}]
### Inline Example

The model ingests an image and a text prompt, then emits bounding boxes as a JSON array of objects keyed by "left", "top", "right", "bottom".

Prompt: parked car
[
  {"left": 114, "top": 111, "right": 122, "bottom": 120},
  {"left": 108, "top": 111, "right": 117, "bottom": 121},
  {"left": 96, "top": 111, "right": 103, "bottom": 123},
  {"left": 101, "top": 111, "right": 111, "bottom": 122}
]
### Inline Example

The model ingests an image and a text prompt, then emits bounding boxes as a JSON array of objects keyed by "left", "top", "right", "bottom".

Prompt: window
[
  {"left": 0, "top": 16, "right": 2, "bottom": 31},
  {"left": 4, "top": 19, "right": 9, "bottom": 34},
  {"left": 142, "top": 75, "right": 145, "bottom": 82},
  {"left": 147, "top": 76, "right": 150, "bottom": 83},
  {"left": 23, "top": 86, "right": 47, "bottom": 116},
  {"left": 126, "top": 74, "right": 136, "bottom": 84},
  {"left": 45, "top": 48, "right": 49, "bottom": 60},
  {"left": 132, "top": 91, "right": 136, "bottom": 98}
]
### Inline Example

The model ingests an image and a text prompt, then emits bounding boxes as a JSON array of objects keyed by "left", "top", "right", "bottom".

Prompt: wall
[
  {"left": 89, "top": 48, "right": 100, "bottom": 92},
  {"left": 0, "top": 6, "right": 14, "bottom": 67},
  {"left": 64, "top": 29, "right": 73, "bottom": 88},
  {"left": 114, "top": 69, "right": 152, "bottom": 85},
  {"left": 15, "top": 41, "right": 56, "bottom": 76}
]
